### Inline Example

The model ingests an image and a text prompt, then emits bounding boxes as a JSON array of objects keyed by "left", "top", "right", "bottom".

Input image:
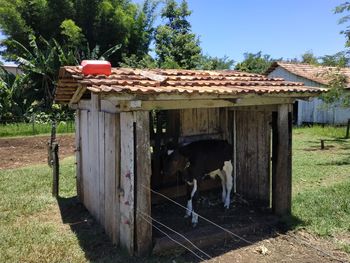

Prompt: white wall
[{"left": 268, "top": 67, "right": 350, "bottom": 125}]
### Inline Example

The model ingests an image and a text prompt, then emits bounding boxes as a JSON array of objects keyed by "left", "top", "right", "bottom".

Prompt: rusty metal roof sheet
[
  {"left": 266, "top": 62, "right": 350, "bottom": 88},
  {"left": 55, "top": 66, "right": 324, "bottom": 103}
]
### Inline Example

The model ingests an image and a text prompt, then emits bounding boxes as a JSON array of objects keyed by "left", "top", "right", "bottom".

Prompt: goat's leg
[
  {"left": 218, "top": 170, "right": 227, "bottom": 203},
  {"left": 223, "top": 161, "right": 233, "bottom": 209},
  {"left": 190, "top": 179, "right": 198, "bottom": 227},
  {"left": 184, "top": 183, "right": 193, "bottom": 218}
]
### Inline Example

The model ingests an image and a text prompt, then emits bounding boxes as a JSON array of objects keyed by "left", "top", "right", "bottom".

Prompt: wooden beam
[
  {"left": 119, "top": 112, "right": 135, "bottom": 254},
  {"left": 100, "top": 96, "right": 296, "bottom": 112},
  {"left": 272, "top": 104, "right": 292, "bottom": 216},
  {"left": 69, "top": 84, "right": 87, "bottom": 105},
  {"left": 134, "top": 111, "right": 152, "bottom": 256},
  {"left": 102, "top": 92, "right": 320, "bottom": 103},
  {"left": 119, "top": 99, "right": 237, "bottom": 111}
]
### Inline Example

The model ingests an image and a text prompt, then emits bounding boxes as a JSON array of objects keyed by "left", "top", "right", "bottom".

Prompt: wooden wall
[
  {"left": 235, "top": 109, "right": 272, "bottom": 206},
  {"left": 76, "top": 108, "right": 121, "bottom": 244},
  {"left": 76, "top": 97, "right": 152, "bottom": 255}
]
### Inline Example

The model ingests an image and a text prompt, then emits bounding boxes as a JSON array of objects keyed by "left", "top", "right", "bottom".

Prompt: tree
[
  {"left": 301, "top": 51, "right": 319, "bottom": 65},
  {"left": 320, "top": 52, "right": 350, "bottom": 67},
  {"left": 320, "top": 68, "right": 350, "bottom": 108},
  {"left": 155, "top": 0, "right": 201, "bottom": 69},
  {"left": 198, "top": 55, "right": 234, "bottom": 70},
  {"left": 235, "top": 52, "right": 275, "bottom": 74},
  {"left": 0, "top": 0, "right": 156, "bottom": 65}
]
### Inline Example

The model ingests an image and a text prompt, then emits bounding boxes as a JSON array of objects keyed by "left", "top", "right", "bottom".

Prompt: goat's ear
[{"left": 167, "top": 149, "right": 174, "bottom": 156}]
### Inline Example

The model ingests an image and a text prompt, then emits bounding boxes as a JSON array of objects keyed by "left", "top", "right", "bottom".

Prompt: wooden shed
[
  {"left": 266, "top": 62, "right": 350, "bottom": 125},
  {"left": 55, "top": 66, "right": 323, "bottom": 256}
]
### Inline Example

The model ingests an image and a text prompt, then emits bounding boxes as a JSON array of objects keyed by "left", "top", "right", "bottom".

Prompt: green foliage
[
  {"left": 335, "top": 2, "right": 350, "bottom": 47},
  {"left": 120, "top": 54, "right": 157, "bottom": 68},
  {"left": 155, "top": 0, "right": 201, "bottom": 69},
  {"left": 301, "top": 51, "right": 319, "bottom": 65},
  {"left": 60, "top": 19, "right": 85, "bottom": 47},
  {"left": 0, "top": 0, "right": 157, "bottom": 65},
  {"left": 320, "top": 52, "right": 350, "bottom": 67},
  {"left": 198, "top": 55, "right": 234, "bottom": 70},
  {"left": 320, "top": 68, "right": 350, "bottom": 107},
  {"left": 235, "top": 52, "right": 275, "bottom": 74}
]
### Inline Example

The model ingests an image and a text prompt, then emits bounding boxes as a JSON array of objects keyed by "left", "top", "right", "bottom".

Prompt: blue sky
[
  {"left": 1, "top": 0, "right": 347, "bottom": 64},
  {"left": 140, "top": 0, "right": 347, "bottom": 62}
]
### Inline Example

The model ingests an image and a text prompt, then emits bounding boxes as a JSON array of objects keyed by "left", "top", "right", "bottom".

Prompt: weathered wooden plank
[
  {"left": 196, "top": 108, "right": 209, "bottom": 133},
  {"left": 104, "top": 113, "right": 120, "bottom": 245},
  {"left": 219, "top": 108, "right": 228, "bottom": 140},
  {"left": 118, "top": 99, "right": 236, "bottom": 111},
  {"left": 90, "top": 94, "right": 100, "bottom": 220},
  {"left": 180, "top": 109, "right": 195, "bottom": 136},
  {"left": 75, "top": 110, "right": 83, "bottom": 201},
  {"left": 258, "top": 111, "right": 271, "bottom": 206},
  {"left": 99, "top": 111, "right": 105, "bottom": 226},
  {"left": 119, "top": 112, "right": 135, "bottom": 253},
  {"left": 80, "top": 110, "right": 90, "bottom": 210},
  {"left": 208, "top": 108, "right": 220, "bottom": 134},
  {"left": 272, "top": 105, "right": 292, "bottom": 216},
  {"left": 135, "top": 111, "right": 152, "bottom": 256}
]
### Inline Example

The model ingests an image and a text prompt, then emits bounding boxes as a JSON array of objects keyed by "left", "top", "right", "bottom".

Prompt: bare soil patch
[{"left": 0, "top": 134, "right": 75, "bottom": 169}]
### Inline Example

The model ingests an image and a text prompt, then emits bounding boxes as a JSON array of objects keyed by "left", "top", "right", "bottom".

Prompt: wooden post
[
  {"left": 346, "top": 119, "right": 350, "bottom": 139},
  {"left": 272, "top": 105, "right": 292, "bottom": 216},
  {"left": 52, "top": 142, "right": 59, "bottom": 198},
  {"left": 135, "top": 111, "right": 152, "bottom": 256},
  {"left": 320, "top": 139, "right": 325, "bottom": 150},
  {"left": 119, "top": 112, "right": 135, "bottom": 254}
]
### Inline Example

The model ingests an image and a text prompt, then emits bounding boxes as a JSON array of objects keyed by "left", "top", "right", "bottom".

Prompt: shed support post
[
  {"left": 272, "top": 104, "right": 292, "bottom": 216},
  {"left": 135, "top": 111, "right": 152, "bottom": 256},
  {"left": 119, "top": 112, "right": 135, "bottom": 253}
]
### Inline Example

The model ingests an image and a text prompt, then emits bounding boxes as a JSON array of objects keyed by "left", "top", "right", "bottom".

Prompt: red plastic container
[{"left": 81, "top": 60, "right": 111, "bottom": 76}]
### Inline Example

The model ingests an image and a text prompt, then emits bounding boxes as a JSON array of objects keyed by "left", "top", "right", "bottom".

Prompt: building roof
[
  {"left": 56, "top": 66, "right": 324, "bottom": 103},
  {"left": 266, "top": 62, "right": 350, "bottom": 88}
]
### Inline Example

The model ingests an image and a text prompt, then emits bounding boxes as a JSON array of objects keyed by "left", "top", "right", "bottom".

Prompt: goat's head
[{"left": 162, "top": 148, "right": 188, "bottom": 177}]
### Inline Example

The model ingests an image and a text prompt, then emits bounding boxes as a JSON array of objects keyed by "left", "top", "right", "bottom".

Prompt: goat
[{"left": 162, "top": 140, "right": 233, "bottom": 227}]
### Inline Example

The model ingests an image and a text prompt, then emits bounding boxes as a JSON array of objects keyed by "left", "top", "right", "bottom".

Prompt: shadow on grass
[
  {"left": 57, "top": 196, "right": 306, "bottom": 262},
  {"left": 57, "top": 197, "right": 130, "bottom": 263},
  {"left": 318, "top": 156, "right": 350, "bottom": 166}
]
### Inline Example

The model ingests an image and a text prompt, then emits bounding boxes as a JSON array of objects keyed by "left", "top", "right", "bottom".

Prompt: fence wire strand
[
  {"left": 142, "top": 184, "right": 253, "bottom": 245},
  {"left": 139, "top": 210, "right": 212, "bottom": 260},
  {"left": 139, "top": 213, "right": 206, "bottom": 261}
]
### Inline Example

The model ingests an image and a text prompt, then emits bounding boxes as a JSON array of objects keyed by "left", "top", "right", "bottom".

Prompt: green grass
[
  {"left": 0, "top": 126, "right": 349, "bottom": 262},
  {"left": 0, "top": 157, "right": 175, "bottom": 263},
  {"left": 291, "top": 125, "right": 350, "bottom": 249},
  {"left": 0, "top": 121, "right": 75, "bottom": 137}
]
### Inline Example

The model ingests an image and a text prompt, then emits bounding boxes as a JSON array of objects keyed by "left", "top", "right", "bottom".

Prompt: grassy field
[
  {"left": 0, "top": 121, "right": 75, "bottom": 137},
  {"left": 0, "top": 126, "right": 349, "bottom": 262}
]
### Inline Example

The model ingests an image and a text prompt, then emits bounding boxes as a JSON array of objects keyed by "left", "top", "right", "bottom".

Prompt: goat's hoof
[{"left": 192, "top": 223, "right": 197, "bottom": 228}]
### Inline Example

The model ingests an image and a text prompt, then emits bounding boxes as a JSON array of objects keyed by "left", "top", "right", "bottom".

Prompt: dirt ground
[
  {"left": 0, "top": 134, "right": 75, "bottom": 169},
  {"left": 0, "top": 134, "right": 349, "bottom": 263}
]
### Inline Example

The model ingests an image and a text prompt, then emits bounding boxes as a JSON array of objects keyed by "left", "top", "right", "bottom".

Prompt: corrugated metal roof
[
  {"left": 266, "top": 62, "right": 350, "bottom": 88},
  {"left": 56, "top": 66, "right": 324, "bottom": 103}
]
